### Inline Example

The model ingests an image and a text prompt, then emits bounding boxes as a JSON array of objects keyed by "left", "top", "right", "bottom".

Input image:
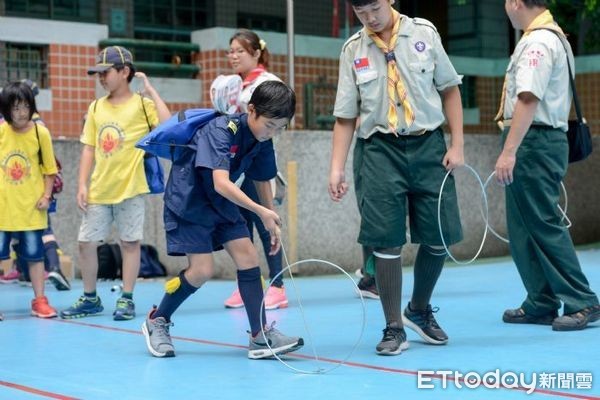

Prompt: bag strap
[
  {"left": 139, "top": 93, "right": 153, "bottom": 132},
  {"left": 34, "top": 122, "right": 43, "bottom": 165},
  {"left": 537, "top": 28, "right": 584, "bottom": 124}
]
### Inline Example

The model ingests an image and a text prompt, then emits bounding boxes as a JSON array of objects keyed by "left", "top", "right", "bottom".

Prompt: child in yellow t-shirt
[
  {"left": 0, "top": 81, "right": 59, "bottom": 318},
  {"left": 60, "top": 46, "right": 171, "bottom": 321}
]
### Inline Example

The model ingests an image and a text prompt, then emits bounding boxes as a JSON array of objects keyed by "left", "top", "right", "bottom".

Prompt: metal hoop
[
  {"left": 483, "top": 172, "right": 571, "bottom": 244},
  {"left": 259, "top": 257, "right": 366, "bottom": 375},
  {"left": 437, "top": 164, "right": 489, "bottom": 265}
]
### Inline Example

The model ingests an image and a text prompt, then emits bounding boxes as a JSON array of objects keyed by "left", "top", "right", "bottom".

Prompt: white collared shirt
[
  {"left": 333, "top": 15, "right": 462, "bottom": 138},
  {"left": 503, "top": 29, "right": 572, "bottom": 131}
]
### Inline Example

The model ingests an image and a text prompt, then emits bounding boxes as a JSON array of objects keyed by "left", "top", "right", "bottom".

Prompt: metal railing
[
  {"left": 0, "top": 43, "right": 48, "bottom": 88},
  {"left": 304, "top": 81, "right": 337, "bottom": 130},
  {"left": 99, "top": 38, "right": 200, "bottom": 79}
]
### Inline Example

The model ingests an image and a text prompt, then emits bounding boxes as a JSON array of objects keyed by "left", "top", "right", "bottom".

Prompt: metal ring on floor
[{"left": 259, "top": 248, "right": 366, "bottom": 375}]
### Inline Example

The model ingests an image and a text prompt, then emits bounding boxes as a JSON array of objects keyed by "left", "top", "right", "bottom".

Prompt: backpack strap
[
  {"left": 34, "top": 122, "right": 43, "bottom": 165},
  {"left": 139, "top": 93, "right": 153, "bottom": 132}
]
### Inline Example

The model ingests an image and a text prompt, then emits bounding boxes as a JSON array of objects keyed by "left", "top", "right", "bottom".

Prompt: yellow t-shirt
[
  {"left": 0, "top": 122, "right": 58, "bottom": 231},
  {"left": 81, "top": 94, "right": 159, "bottom": 204}
]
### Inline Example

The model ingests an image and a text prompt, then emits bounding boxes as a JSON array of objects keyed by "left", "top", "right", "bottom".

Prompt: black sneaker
[
  {"left": 552, "top": 305, "right": 600, "bottom": 331},
  {"left": 402, "top": 303, "right": 448, "bottom": 345},
  {"left": 357, "top": 276, "right": 379, "bottom": 300},
  {"left": 502, "top": 307, "right": 557, "bottom": 326},
  {"left": 376, "top": 323, "right": 409, "bottom": 356},
  {"left": 48, "top": 270, "right": 71, "bottom": 291}
]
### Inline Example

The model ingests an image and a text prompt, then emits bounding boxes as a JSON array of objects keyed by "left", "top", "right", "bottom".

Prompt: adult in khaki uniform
[
  {"left": 496, "top": 0, "right": 599, "bottom": 331},
  {"left": 329, "top": 0, "right": 464, "bottom": 355}
]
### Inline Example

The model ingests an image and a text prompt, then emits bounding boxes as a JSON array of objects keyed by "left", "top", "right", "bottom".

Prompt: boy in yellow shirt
[
  {"left": 0, "top": 81, "right": 58, "bottom": 318},
  {"left": 61, "top": 46, "right": 170, "bottom": 320}
]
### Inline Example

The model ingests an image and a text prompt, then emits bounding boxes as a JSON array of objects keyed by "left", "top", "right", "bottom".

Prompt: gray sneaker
[
  {"left": 48, "top": 270, "right": 71, "bottom": 291},
  {"left": 376, "top": 323, "right": 409, "bottom": 356},
  {"left": 248, "top": 322, "right": 304, "bottom": 359},
  {"left": 142, "top": 307, "right": 175, "bottom": 358}
]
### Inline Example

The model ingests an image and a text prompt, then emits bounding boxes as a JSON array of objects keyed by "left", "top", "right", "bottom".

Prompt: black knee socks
[
  {"left": 411, "top": 245, "right": 447, "bottom": 310},
  {"left": 154, "top": 270, "right": 198, "bottom": 322},
  {"left": 44, "top": 241, "right": 60, "bottom": 272},
  {"left": 238, "top": 267, "right": 267, "bottom": 337},
  {"left": 375, "top": 254, "right": 403, "bottom": 326}
]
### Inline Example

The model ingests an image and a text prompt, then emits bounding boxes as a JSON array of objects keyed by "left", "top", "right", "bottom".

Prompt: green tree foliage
[{"left": 549, "top": 0, "right": 600, "bottom": 54}]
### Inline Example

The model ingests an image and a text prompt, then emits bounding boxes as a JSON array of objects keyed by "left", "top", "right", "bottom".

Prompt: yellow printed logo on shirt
[
  {"left": 98, "top": 123, "right": 125, "bottom": 157},
  {"left": 1, "top": 151, "right": 32, "bottom": 184}
]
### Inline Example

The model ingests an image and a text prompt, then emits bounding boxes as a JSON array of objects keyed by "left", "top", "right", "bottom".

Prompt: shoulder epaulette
[
  {"left": 342, "top": 30, "right": 363, "bottom": 53},
  {"left": 413, "top": 17, "right": 438, "bottom": 33},
  {"left": 227, "top": 117, "right": 240, "bottom": 135}
]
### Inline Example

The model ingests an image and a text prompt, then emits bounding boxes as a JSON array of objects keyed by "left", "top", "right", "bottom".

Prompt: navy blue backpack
[{"left": 136, "top": 108, "right": 219, "bottom": 162}]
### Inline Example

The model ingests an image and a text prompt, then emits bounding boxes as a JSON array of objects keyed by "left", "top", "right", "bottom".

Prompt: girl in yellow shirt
[{"left": 0, "top": 81, "right": 58, "bottom": 318}]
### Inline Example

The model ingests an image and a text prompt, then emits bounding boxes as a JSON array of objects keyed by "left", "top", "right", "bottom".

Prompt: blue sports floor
[{"left": 1, "top": 248, "right": 599, "bottom": 400}]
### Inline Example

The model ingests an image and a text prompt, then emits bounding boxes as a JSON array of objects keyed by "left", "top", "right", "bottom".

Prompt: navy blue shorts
[
  {"left": 164, "top": 206, "right": 250, "bottom": 255},
  {"left": 0, "top": 230, "right": 45, "bottom": 262}
]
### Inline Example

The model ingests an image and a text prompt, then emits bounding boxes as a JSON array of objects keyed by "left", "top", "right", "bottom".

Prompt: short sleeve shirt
[
  {"left": 164, "top": 114, "right": 276, "bottom": 224},
  {"left": 334, "top": 16, "right": 462, "bottom": 138},
  {"left": 502, "top": 29, "right": 571, "bottom": 131},
  {"left": 81, "top": 94, "right": 159, "bottom": 204},
  {"left": 0, "top": 123, "right": 57, "bottom": 230}
]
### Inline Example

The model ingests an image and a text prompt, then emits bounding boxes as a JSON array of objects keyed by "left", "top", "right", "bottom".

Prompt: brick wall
[
  {"left": 196, "top": 50, "right": 339, "bottom": 129},
  {"left": 40, "top": 44, "right": 199, "bottom": 138},
  {"left": 465, "top": 73, "right": 600, "bottom": 135}
]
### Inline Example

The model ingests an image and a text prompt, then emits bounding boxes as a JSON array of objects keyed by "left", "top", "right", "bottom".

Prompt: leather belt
[{"left": 397, "top": 128, "right": 428, "bottom": 136}]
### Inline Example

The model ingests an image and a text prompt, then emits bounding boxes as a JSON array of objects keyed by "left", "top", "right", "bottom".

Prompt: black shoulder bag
[{"left": 543, "top": 29, "right": 593, "bottom": 163}]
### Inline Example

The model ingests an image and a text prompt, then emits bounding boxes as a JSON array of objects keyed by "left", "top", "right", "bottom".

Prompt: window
[
  {"left": 134, "top": 0, "right": 210, "bottom": 41},
  {"left": 4, "top": 0, "right": 98, "bottom": 23},
  {"left": 0, "top": 42, "right": 49, "bottom": 88},
  {"left": 460, "top": 76, "right": 477, "bottom": 109},
  {"left": 237, "top": 13, "right": 286, "bottom": 33},
  {"left": 133, "top": 0, "right": 210, "bottom": 76}
]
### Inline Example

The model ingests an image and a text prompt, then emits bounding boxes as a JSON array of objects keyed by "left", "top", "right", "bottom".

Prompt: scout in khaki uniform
[
  {"left": 329, "top": 0, "right": 465, "bottom": 355},
  {"left": 496, "top": 0, "right": 600, "bottom": 331}
]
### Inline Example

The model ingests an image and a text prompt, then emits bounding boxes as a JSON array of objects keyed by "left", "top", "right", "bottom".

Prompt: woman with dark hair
[{"left": 221, "top": 29, "right": 289, "bottom": 311}]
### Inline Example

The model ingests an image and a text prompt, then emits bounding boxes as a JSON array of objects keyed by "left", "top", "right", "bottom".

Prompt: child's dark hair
[
  {"left": 114, "top": 63, "right": 136, "bottom": 83},
  {"left": 347, "top": 0, "right": 379, "bottom": 7},
  {"left": 522, "top": 0, "right": 547, "bottom": 7},
  {"left": 229, "top": 29, "right": 270, "bottom": 69},
  {"left": 248, "top": 81, "right": 296, "bottom": 120},
  {"left": 0, "top": 81, "right": 38, "bottom": 124}
]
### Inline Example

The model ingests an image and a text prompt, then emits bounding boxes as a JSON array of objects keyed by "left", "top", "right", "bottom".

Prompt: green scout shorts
[{"left": 355, "top": 128, "right": 463, "bottom": 248}]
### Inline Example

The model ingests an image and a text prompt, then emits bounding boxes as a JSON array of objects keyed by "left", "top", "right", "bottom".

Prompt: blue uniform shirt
[{"left": 164, "top": 113, "right": 276, "bottom": 224}]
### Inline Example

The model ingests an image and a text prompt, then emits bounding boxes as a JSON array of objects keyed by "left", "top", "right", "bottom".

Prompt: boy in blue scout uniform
[
  {"left": 495, "top": 0, "right": 599, "bottom": 331},
  {"left": 142, "top": 81, "right": 304, "bottom": 359},
  {"left": 329, "top": 0, "right": 465, "bottom": 355}
]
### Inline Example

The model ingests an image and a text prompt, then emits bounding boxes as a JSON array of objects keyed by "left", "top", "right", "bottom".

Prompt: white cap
[{"left": 210, "top": 74, "right": 243, "bottom": 115}]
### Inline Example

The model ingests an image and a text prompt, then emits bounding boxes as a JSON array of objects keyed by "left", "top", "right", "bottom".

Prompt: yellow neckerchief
[
  {"left": 494, "top": 10, "right": 564, "bottom": 124},
  {"left": 366, "top": 9, "right": 414, "bottom": 134}
]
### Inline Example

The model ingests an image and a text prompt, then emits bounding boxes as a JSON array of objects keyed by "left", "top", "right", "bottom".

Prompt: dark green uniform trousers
[{"left": 504, "top": 126, "right": 598, "bottom": 315}]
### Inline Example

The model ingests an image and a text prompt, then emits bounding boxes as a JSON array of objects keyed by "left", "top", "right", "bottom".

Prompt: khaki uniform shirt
[
  {"left": 503, "top": 29, "right": 573, "bottom": 131},
  {"left": 333, "top": 16, "right": 462, "bottom": 139}
]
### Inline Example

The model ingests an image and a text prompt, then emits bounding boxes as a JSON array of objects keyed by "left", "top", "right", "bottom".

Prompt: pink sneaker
[
  {"left": 0, "top": 269, "right": 20, "bottom": 283},
  {"left": 264, "top": 286, "right": 288, "bottom": 310},
  {"left": 224, "top": 288, "right": 244, "bottom": 308}
]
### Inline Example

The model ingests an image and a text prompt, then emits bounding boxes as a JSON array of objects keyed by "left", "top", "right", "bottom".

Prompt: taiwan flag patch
[
  {"left": 228, "top": 145, "right": 239, "bottom": 158},
  {"left": 354, "top": 57, "right": 370, "bottom": 72}
]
